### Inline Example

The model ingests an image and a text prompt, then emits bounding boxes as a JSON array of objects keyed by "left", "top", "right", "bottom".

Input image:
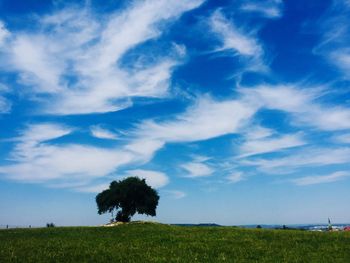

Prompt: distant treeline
[{"left": 0, "top": 225, "right": 33, "bottom": 229}]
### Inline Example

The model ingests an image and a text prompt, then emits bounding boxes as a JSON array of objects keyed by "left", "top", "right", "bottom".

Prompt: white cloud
[
  {"left": 0, "top": 83, "right": 11, "bottom": 113},
  {"left": 136, "top": 96, "right": 257, "bottom": 143},
  {"left": 81, "top": 0, "right": 202, "bottom": 73},
  {"left": 240, "top": 0, "right": 283, "bottom": 18},
  {"left": 125, "top": 169, "right": 169, "bottom": 188},
  {"left": 0, "top": 123, "right": 164, "bottom": 186},
  {"left": 75, "top": 169, "right": 170, "bottom": 193},
  {"left": 75, "top": 183, "right": 110, "bottom": 193},
  {"left": 90, "top": 126, "right": 118, "bottom": 140},
  {"left": 11, "top": 35, "right": 64, "bottom": 93},
  {"left": 239, "top": 133, "right": 306, "bottom": 157},
  {"left": 0, "top": 144, "right": 134, "bottom": 182},
  {"left": 0, "top": 96, "right": 11, "bottom": 113},
  {"left": 244, "top": 126, "right": 274, "bottom": 140},
  {"left": 242, "top": 147, "right": 350, "bottom": 174},
  {"left": 305, "top": 106, "right": 350, "bottom": 131},
  {"left": 3, "top": 84, "right": 349, "bottom": 188},
  {"left": 180, "top": 152, "right": 215, "bottom": 179},
  {"left": 227, "top": 172, "right": 244, "bottom": 183},
  {"left": 333, "top": 133, "right": 350, "bottom": 144},
  {"left": 124, "top": 139, "right": 164, "bottom": 163},
  {"left": 241, "top": 85, "right": 350, "bottom": 131},
  {"left": 181, "top": 162, "right": 213, "bottom": 177},
  {"left": 240, "top": 84, "right": 319, "bottom": 113},
  {"left": 125, "top": 84, "right": 349, "bottom": 171},
  {"left": 210, "top": 10, "right": 262, "bottom": 56},
  {"left": 314, "top": 1, "right": 350, "bottom": 78},
  {"left": 292, "top": 171, "right": 350, "bottom": 186},
  {"left": 0, "top": 21, "right": 9, "bottom": 46},
  {"left": 0, "top": 90, "right": 256, "bottom": 187},
  {"left": 15, "top": 123, "right": 73, "bottom": 144},
  {"left": 190, "top": 155, "right": 211, "bottom": 163},
  {"left": 162, "top": 190, "right": 186, "bottom": 199},
  {"left": 329, "top": 49, "right": 350, "bottom": 74},
  {"left": 2, "top": 0, "right": 204, "bottom": 115}
]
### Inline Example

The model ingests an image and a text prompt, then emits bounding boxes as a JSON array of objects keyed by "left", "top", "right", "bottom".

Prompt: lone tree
[{"left": 96, "top": 177, "right": 159, "bottom": 222}]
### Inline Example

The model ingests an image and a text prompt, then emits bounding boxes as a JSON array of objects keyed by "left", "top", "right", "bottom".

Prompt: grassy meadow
[{"left": 0, "top": 222, "right": 349, "bottom": 262}]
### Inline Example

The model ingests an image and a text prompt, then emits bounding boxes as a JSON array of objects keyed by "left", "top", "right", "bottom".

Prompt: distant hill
[{"left": 172, "top": 223, "right": 222, "bottom": 227}]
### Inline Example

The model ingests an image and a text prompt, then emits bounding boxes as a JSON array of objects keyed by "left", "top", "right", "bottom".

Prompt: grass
[{"left": 0, "top": 222, "right": 349, "bottom": 262}]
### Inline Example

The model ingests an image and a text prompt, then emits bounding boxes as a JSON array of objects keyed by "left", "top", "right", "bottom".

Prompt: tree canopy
[{"left": 96, "top": 177, "right": 159, "bottom": 222}]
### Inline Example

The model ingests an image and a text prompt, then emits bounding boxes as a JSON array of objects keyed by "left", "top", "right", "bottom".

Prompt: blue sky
[{"left": 0, "top": 0, "right": 350, "bottom": 226}]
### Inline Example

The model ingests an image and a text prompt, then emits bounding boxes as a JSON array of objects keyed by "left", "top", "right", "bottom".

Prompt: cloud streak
[
  {"left": 208, "top": 9, "right": 267, "bottom": 74},
  {"left": 1, "top": 1, "right": 350, "bottom": 194},
  {"left": 241, "top": 84, "right": 350, "bottom": 131},
  {"left": 0, "top": 123, "right": 165, "bottom": 188},
  {"left": 162, "top": 190, "right": 186, "bottom": 199},
  {"left": 227, "top": 172, "right": 244, "bottom": 183},
  {"left": 292, "top": 171, "right": 350, "bottom": 186},
  {"left": 239, "top": 133, "right": 306, "bottom": 158},
  {"left": 314, "top": 0, "right": 350, "bottom": 78},
  {"left": 210, "top": 10, "right": 262, "bottom": 56},
  {"left": 90, "top": 126, "right": 118, "bottom": 140},
  {"left": 0, "top": 0, "right": 204, "bottom": 115},
  {"left": 125, "top": 169, "right": 169, "bottom": 188},
  {"left": 136, "top": 95, "right": 257, "bottom": 143},
  {"left": 242, "top": 147, "right": 350, "bottom": 174},
  {"left": 0, "top": 124, "right": 134, "bottom": 183},
  {"left": 181, "top": 162, "right": 214, "bottom": 178},
  {"left": 240, "top": 0, "right": 283, "bottom": 18}
]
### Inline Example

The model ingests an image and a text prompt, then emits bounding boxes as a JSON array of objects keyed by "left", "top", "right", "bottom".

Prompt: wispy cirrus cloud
[
  {"left": 1, "top": 143, "right": 134, "bottom": 182},
  {"left": 241, "top": 84, "right": 350, "bottom": 131},
  {"left": 125, "top": 169, "right": 169, "bottom": 188},
  {"left": 333, "top": 133, "right": 350, "bottom": 144},
  {"left": 181, "top": 162, "right": 214, "bottom": 178},
  {"left": 180, "top": 155, "right": 214, "bottom": 179},
  {"left": 209, "top": 10, "right": 262, "bottom": 57},
  {"left": 227, "top": 172, "right": 244, "bottom": 183},
  {"left": 244, "top": 126, "right": 274, "bottom": 140},
  {"left": 0, "top": 96, "right": 11, "bottom": 113},
  {"left": 127, "top": 84, "right": 350, "bottom": 179},
  {"left": 314, "top": 0, "right": 350, "bottom": 78},
  {"left": 13, "top": 123, "right": 73, "bottom": 145},
  {"left": 240, "top": 85, "right": 320, "bottom": 113},
  {"left": 75, "top": 183, "right": 111, "bottom": 194},
  {"left": 136, "top": 95, "right": 257, "bottom": 143},
  {"left": 0, "top": 0, "right": 204, "bottom": 115},
  {"left": 292, "top": 171, "right": 350, "bottom": 186},
  {"left": 0, "top": 92, "right": 259, "bottom": 186},
  {"left": 0, "top": 83, "right": 11, "bottom": 113},
  {"left": 208, "top": 9, "right": 267, "bottom": 74},
  {"left": 0, "top": 123, "right": 164, "bottom": 187},
  {"left": 2, "top": 0, "right": 350, "bottom": 192},
  {"left": 238, "top": 133, "right": 306, "bottom": 158},
  {"left": 124, "top": 139, "right": 164, "bottom": 164},
  {"left": 90, "top": 125, "right": 118, "bottom": 140},
  {"left": 0, "top": 21, "right": 9, "bottom": 46},
  {"left": 242, "top": 147, "right": 350, "bottom": 174},
  {"left": 163, "top": 190, "right": 186, "bottom": 199},
  {"left": 76, "top": 169, "right": 170, "bottom": 193},
  {"left": 240, "top": 0, "right": 283, "bottom": 19},
  {"left": 3, "top": 83, "right": 349, "bottom": 188}
]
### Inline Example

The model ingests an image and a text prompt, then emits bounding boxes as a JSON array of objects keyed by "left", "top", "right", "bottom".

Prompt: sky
[{"left": 0, "top": 0, "right": 350, "bottom": 227}]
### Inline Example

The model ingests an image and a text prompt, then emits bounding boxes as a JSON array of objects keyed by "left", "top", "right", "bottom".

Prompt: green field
[{"left": 0, "top": 223, "right": 349, "bottom": 262}]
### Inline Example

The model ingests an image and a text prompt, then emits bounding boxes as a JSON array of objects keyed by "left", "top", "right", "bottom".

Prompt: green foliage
[
  {"left": 96, "top": 177, "right": 159, "bottom": 222},
  {"left": 0, "top": 224, "right": 349, "bottom": 262},
  {"left": 46, "top": 223, "right": 55, "bottom": 228}
]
